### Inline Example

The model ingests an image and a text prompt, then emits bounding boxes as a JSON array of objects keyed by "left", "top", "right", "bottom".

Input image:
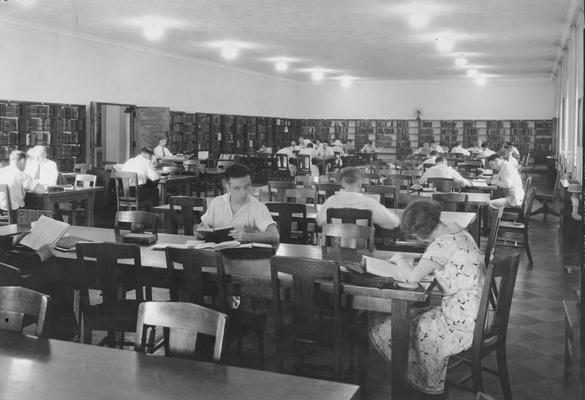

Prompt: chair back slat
[
  {"left": 16, "top": 209, "right": 54, "bottom": 229},
  {"left": 114, "top": 211, "right": 159, "bottom": 235},
  {"left": 522, "top": 187, "right": 536, "bottom": 227},
  {"left": 326, "top": 207, "right": 372, "bottom": 226},
  {"left": 285, "top": 188, "right": 318, "bottom": 205},
  {"left": 294, "top": 175, "right": 313, "bottom": 188},
  {"left": 484, "top": 207, "right": 504, "bottom": 267},
  {"left": 74, "top": 174, "right": 97, "bottom": 189},
  {"left": 266, "top": 202, "right": 308, "bottom": 244},
  {"left": 315, "top": 183, "right": 342, "bottom": 203},
  {"left": 0, "top": 286, "right": 50, "bottom": 336},
  {"left": 169, "top": 196, "right": 207, "bottom": 235},
  {"left": 135, "top": 301, "right": 227, "bottom": 362},
  {"left": 383, "top": 174, "right": 412, "bottom": 189},
  {"left": 320, "top": 223, "right": 375, "bottom": 251}
]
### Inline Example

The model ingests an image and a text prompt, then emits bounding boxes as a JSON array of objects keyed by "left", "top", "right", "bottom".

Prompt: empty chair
[
  {"left": 427, "top": 177, "right": 462, "bottom": 192},
  {"left": 320, "top": 223, "right": 375, "bottom": 251},
  {"left": 296, "top": 154, "right": 312, "bottom": 175},
  {"left": 168, "top": 196, "right": 207, "bottom": 235},
  {"left": 267, "top": 181, "right": 296, "bottom": 202},
  {"left": 74, "top": 174, "right": 97, "bottom": 188},
  {"left": 364, "top": 184, "right": 397, "bottom": 208},
  {"left": 135, "top": 301, "right": 227, "bottom": 362},
  {"left": 0, "top": 286, "right": 50, "bottom": 336},
  {"left": 61, "top": 174, "right": 98, "bottom": 225},
  {"left": 267, "top": 202, "right": 308, "bottom": 244},
  {"left": 432, "top": 193, "right": 469, "bottom": 212},
  {"left": 0, "top": 184, "right": 14, "bottom": 225},
  {"left": 294, "top": 175, "right": 313, "bottom": 188},
  {"left": 285, "top": 188, "right": 318, "bottom": 205},
  {"left": 112, "top": 171, "right": 155, "bottom": 211},
  {"left": 76, "top": 242, "right": 150, "bottom": 346},
  {"left": 448, "top": 254, "right": 520, "bottom": 400},
  {"left": 497, "top": 187, "right": 535, "bottom": 266}
]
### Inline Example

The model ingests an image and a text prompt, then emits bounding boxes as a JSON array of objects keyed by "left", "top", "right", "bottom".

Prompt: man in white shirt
[
  {"left": 24, "top": 145, "right": 59, "bottom": 186},
  {"left": 298, "top": 136, "right": 313, "bottom": 149},
  {"left": 413, "top": 142, "right": 431, "bottom": 155},
  {"left": 360, "top": 140, "right": 376, "bottom": 153},
  {"left": 419, "top": 157, "right": 471, "bottom": 186},
  {"left": 476, "top": 142, "right": 496, "bottom": 159},
  {"left": 503, "top": 142, "right": 521, "bottom": 160},
  {"left": 343, "top": 140, "right": 355, "bottom": 153},
  {"left": 430, "top": 141, "right": 445, "bottom": 154},
  {"left": 486, "top": 153, "right": 524, "bottom": 208},
  {"left": 316, "top": 167, "right": 400, "bottom": 230},
  {"left": 121, "top": 147, "right": 161, "bottom": 185},
  {"left": 153, "top": 137, "right": 173, "bottom": 158},
  {"left": 418, "top": 150, "right": 438, "bottom": 170},
  {"left": 315, "top": 141, "right": 335, "bottom": 160},
  {"left": 0, "top": 150, "right": 45, "bottom": 220},
  {"left": 450, "top": 142, "right": 471, "bottom": 157},
  {"left": 200, "top": 163, "right": 279, "bottom": 244}
]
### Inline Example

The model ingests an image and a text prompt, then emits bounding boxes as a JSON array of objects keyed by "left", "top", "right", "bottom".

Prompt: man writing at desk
[
  {"left": 486, "top": 153, "right": 524, "bottom": 210},
  {"left": 0, "top": 150, "right": 46, "bottom": 221},
  {"left": 200, "top": 163, "right": 279, "bottom": 244}
]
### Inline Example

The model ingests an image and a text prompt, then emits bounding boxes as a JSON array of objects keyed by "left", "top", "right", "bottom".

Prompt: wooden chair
[
  {"left": 74, "top": 174, "right": 97, "bottom": 188},
  {"left": 296, "top": 154, "right": 312, "bottom": 175},
  {"left": 484, "top": 207, "right": 504, "bottom": 267},
  {"left": 135, "top": 301, "right": 227, "bottom": 362},
  {"left": 0, "top": 286, "right": 50, "bottom": 336},
  {"left": 383, "top": 174, "right": 412, "bottom": 190},
  {"left": 432, "top": 193, "right": 469, "bottom": 212},
  {"left": 273, "top": 154, "right": 290, "bottom": 180},
  {"left": 448, "top": 254, "right": 520, "bottom": 400},
  {"left": 0, "top": 263, "right": 21, "bottom": 286},
  {"left": 73, "top": 163, "right": 91, "bottom": 173},
  {"left": 165, "top": 247, "right": 265, "bottom": 366},
  {"left": 427, "top": 177, "right": 462, "bottom": 192},
  {"left": 267, "top": 202, "right": 308, "bottom": 244},
  {"left": 0, "top": 184, "right": 14, "bottom": 225},
  {"left": 267, "top": 181, "right": 296, "bottom": 202},
  {"left": 112, "top": 171, "right": 155, "bottom": 211},
  {"left": 320, "top": 223, "right": 375, "bottom": 251},
  {"left": 114, "top": 211, "right": 159, "bottom": 237},
  {"left": 294, "top": 175, "right": 313, "bottom": 188},
  {"left": 497, "top": 188, "right": 535, "bottom": 266},
  {"left": 326, "top": 207, "right": 373, "bottom": 226},
  {"left": 76, "top": 242, "right": 150, "bottom": 346},
  {"left": 364, "top": 184, "right": 397, "bottom": 208},
  {"left": 60, "top": 174, "right": 98, "bottom": 225},
  {"left": 315, "top": 183, "right": 342, "bottom": 204},
  {"left": 270, "top": 256, "right": 360, "bottom": 379},
  {"left": 502, "top": 177, "right": 532, "bottom": 222},
  {"left": 169, "top": 196, "right": 207, "bottom": 235}
]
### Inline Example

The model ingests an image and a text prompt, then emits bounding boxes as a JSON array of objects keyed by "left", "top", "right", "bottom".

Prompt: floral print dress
[{"left": 369, "top": 225, "right": 485, "bottom": 394}]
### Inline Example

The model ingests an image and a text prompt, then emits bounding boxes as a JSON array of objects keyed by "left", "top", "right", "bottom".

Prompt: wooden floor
[{"left": 58, "top": 169, "right": 581, "bottom": 400}]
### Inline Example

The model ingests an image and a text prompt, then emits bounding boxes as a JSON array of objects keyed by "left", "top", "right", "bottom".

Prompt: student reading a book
[
  {"left": 24, "top": 145, "right": 59, "bottom": 186},
  {"left": 0, "top": 150, "right": 46, "bottom": 220},
  {"left": 316, "top": 167, "right": 400, "bottom": 230},
  {"left": 369, "top": 199, "right": 484, "bottom": 398},
  {"left": 199, "top": 163, "right": 279, "bottom": 244},
  {"left": 418, "top": 157, "right": 471, "bottom": 187}
]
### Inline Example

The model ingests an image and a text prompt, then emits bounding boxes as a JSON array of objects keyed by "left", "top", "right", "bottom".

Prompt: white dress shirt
[
  {"left": 121, "top": 155, "right": 161, "bottom": 185},
  {"left": 490, "top": 161, "right": 524, "bottom": 206},
  {"left": 315, "top": 146, "right": 335, "bottom": 159},
  {"left": 201, "top": 194, "right": 275, "bottom": 232},
  {"left": 450, "top": 146, "right": 471, "bottom": 156},
  {"left": 419, "top": 165, "right": 470, "bottom": 186},
  {"left": 24, "top": 158, "right": 59, "bottom": 186},
  {"left": 476, "top": 149, "right": 496, "bottom": 158},
  {"left": 154, "top": 145, "right": 172, "bottom": 158},
  {"left": 0, "top": 164, "right": 39, "bottom": 210}
]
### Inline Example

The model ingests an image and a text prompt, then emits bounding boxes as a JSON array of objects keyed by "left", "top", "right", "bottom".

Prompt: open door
[{"left": 90, "top": 102, "right": 135, "bottom": 167}]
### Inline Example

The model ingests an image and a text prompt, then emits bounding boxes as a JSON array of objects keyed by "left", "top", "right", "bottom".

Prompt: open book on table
[
  {"left": 196, "top": 225, "right": 234, "bottom": 243},
  {"left": 18, "top": 215, "right": 71, "bottom": 261},
  {"left": 151, "top": 240, "right": 273, "bottom": 251},
  {"left": 353, "top": 255, "right": 433, "bottom": 289}
]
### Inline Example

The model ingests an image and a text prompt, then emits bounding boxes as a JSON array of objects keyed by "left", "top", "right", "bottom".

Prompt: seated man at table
[
  {"left": 316, "top": 167, "right": 400, "bottom": 230},
  {"left": 298, "top": 143, "right": 320, "bottom": 177},
  {"left": 486, "top": 153, "right": 524, "bottom": 210},
  {"left": 501, "top": 145, "right": 519, "bottom": 168},
  {"left": 419, "top": 157, "right": 471, "bottom": 187},
  {"left": 430, "top": 141, "right": 445, "bottom": 154},
  {"left": 360, "top": 140, "right": 377, "bottom": 154},
  {"left": 24, "top": 145, "right": 59, "bottom": 186},
  {"left": 450, "top": 142, "right": 471, "bottom": 157},
  {"left": 413, "top": 142, "right": 431, "bottom": 156},
  {"left": 200, "top": 163, "right": 279, "bottom": 244},
  {"left": 476, "top": 142, "right": 496, "bottom": 159},
  {"left": 418, "top": 150, "right": 438, "bottom": 170},
  {"left": 298, "top": 136, "right": 313, "bottom": 149},
  {"left": 0, "top": 150, "right": 46, "bottom": 220},
  {"left": 153, "top": 137, "right": 173, "bottom": 158},
  {"left": 122, "top": 147, "right": 161, "bottom": 185},
  {"left": 343, "top": 139, "right": 355, "bottom": 153}
]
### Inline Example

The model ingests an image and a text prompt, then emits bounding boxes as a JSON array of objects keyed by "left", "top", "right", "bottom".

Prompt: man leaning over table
[
  {"left": 0, "top": 150, "right": 46, "bottom": 221},
  {"left": 121, "top": 147, "right": 161, "bottom": 205},
  {"left": 419, "top": 157, "right": 471, "bottom": 187},
  {"left": 486, "top": 153, "right": 524, "bottom": 210},
  {"left": 199, "top": 163, "right": 279, "bottom": 244}
]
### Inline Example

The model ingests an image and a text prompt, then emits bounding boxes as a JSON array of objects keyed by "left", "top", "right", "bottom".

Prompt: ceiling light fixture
[
  {"left": 466, "top": 68, "right": 479, "bottom": 77},
  {"left": 454, "top": 54, "right": 468, "bottom": 67},
  {"left": 408, "top": 13, "right": 430, "bottom": 29},
  {"left": 142, "top": 21, "right": 164, "bottom": 41},
  {"left": 275, "top": 61, "right": 288, "bottom": 72},
  {"left": 340, "top": 77, "right": 353, "bottom": 88},
  {"left": 221, "top": 46, "right": 239, "bottom": 60},
  {"left": 435, "top": 36, "right": 455, "bottom": 52},
  {"left": 475, "top": 75, "right": 487, "bottom": 86},
  {"left": 311, "top": 70, "right": 325, "bottom": 81}
]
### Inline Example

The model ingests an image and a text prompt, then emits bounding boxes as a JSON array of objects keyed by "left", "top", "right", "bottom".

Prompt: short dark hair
[
  {"left": 486, "top": 153, "right": 501, "bottom": 163},
  {"left": 141, "top": 147, "right": 154, "bottom": 156},
  {"left": 306, "top": 143, "right": 314, "bottom": 148},
  {"left": 224, "top": 163, "right": 251, "bottom": 181},
  {"left": 159, "top": 137, "right": 167, "bottom": 142},
  {"left": 454, "top": 142, "right": 461, "bottom": 146},
  {"left": 339, "top": 167, "right": 362, "bottom": 185},
  {"left": 435, "top": 156, "right": 446, "bottom": 164},
  {"left": 429, "top": 150, "right": 438, "bottom": 156},
  {"left": 9, "top": 150, "right": 26, "bottom": 163},
  {"left": 400, "top": 199, "right": 441, "bottom": 239},
  {"left": 481, "top": 142, "right": 488, "bottom": 148}
]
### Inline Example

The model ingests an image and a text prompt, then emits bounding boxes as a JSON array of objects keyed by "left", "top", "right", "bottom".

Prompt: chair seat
[
  {"left": 534, "top": 193, "right": 553, "bottom": 201},
  {"left": 499, "top": 221, "right": 524, "bottom": 229}
]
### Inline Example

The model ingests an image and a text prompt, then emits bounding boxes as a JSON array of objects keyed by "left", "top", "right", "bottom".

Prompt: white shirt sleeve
[
  {"left": 45, "top": 160, "right": 59, "bottom": 185},
  {"left": 146, "top": 161, "right": 161, "bottom": 182},
  {"left": 369, "top": 199, "right": 400, "bottom": 230},
  {"left": 200, "top": 198, "right": 217, "bottom": 226},
  {"left": 252, "top": 203, "right": 276, "bottom": 232}
]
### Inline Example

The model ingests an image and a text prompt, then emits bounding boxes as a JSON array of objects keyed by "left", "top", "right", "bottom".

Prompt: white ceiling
[{"left": 1, "top": 0, "right": 572, "bottom": 82}]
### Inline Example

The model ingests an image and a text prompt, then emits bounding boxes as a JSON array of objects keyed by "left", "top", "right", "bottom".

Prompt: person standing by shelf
[
  {"left": 24, "top": 145, "right": 59, "bottom": 186},
  {"left": 0, "top": 150, "right": 46, "bottom": 221},
  {"left": 360, "top": 140, "right": 377, "bottom": 153},
  {"left": 153, "top": 137, "right": 173, "bottom": 158}
]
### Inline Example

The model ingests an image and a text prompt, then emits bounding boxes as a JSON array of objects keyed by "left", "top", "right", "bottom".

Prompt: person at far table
[
  {"left": 24, "top": 145, "right": 59, "bottom": 186},
  {"left": 153, "top": 137, "right": 172, "bottom": 158},
  {"left": 360, "top": 140, "right": 377, "bottom": 153},
  {"left": 467, "top": 139, "right": 483, "bottom": 155},
  {"left": 501, "top": 142, "right": 520, "bottom": 160},
  {"left": 0, "top": 150, "right": 46, "bottom": 221},
  {"left": 450, "top": 142, "right": 471, "bottom": 157},
  {"left": 314, "top": 140, "right": 335, "bottom": 160},
  {"left": 370, "top": 199, "right": 485, "bottom": 399},
  {"left": 298, "top": 136, "right": 313, "bottom": 149},
  {"left": 199, "top": 163, "right": 279, "bottom": 244},
  {"left": 343, "top": 139, "right": 355, "bottom": 153},
  {"left": 501, "top": 145, "right": 519, "bottom": 168},
  {"left": 486, "top": 153, "right": 524, "bottom": 210},
  {"left": 430, "top": 141, "right": 445, "bottom": 154},
  {"left": 257, "top": 143, "right": 272, "bottom": 154},
  {"left": 122, "top": 147, "right": 161, "bottom": 185},
  {"left": 332, "top": 140, "right": 347, "bottom": 157},
  {"left": 418, "top": 150, "right": 438, "bottom": 170},
  {"left": 419, "top": 157, "right": 471, "bottom": 187},
  {"left": 413, "top": 142, "right": 431, "bottom": 155},
  {"left": 475, "top": 142, "right": 496, "bottom": 159},
  {"left": 316, "top": 167, "right": 400, "bottom": 230},
  {"left": 298, "top": 143, "right": 320, "bottom": 177}
]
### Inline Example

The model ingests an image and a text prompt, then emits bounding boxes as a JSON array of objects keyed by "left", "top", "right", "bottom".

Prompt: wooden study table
[
  {"left": 25, "top": 186, "right": 103, "bottom": 227},
  {"left": 0, "top": 225, "right": 429, "bottom": 398},
  {"left": 157, "top": 175, "right": 197, "bottom": 201},
  {"left": 0, "top": 331, "right": 359, "bottom": 400}
]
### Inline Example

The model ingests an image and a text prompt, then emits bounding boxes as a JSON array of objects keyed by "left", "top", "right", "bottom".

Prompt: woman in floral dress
[{"left": 369, "top": 199, "right": 485, "bottom": 398}]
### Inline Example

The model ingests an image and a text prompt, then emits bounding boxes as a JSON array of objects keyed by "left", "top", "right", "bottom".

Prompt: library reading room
[{"left": 0, "top": 1, "right": 583, "bottom": 399}]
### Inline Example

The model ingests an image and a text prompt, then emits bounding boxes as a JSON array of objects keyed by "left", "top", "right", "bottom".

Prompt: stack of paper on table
[{"left": 151, "top": 240, "right": 273, "bottom": 251}]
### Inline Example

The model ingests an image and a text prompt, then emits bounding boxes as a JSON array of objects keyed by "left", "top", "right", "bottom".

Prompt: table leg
[
  {"left": 391, "top": 299, "right": 411, "bottom": 399},
  {"left": 87, "top": 193, "right": 95, "bottom": 227}
]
